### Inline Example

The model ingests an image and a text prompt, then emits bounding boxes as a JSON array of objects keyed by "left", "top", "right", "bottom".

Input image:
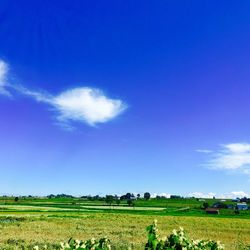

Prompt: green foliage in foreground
[
  {"left": 59, "top": 238, "right": 111, "bottom": 250},
  {"left": 30, "top": 221, "right": 227, "bottom": 250},
  {"left": 145, "top": 220, "right": 224, "bottom": 250}
]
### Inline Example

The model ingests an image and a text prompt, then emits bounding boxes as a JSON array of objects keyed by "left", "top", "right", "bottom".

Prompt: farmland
[{"left": 0, "top": 197, "right": 250, "bottom": 249}]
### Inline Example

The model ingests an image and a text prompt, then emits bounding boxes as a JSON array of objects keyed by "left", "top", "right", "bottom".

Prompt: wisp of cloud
[
  {"left": 199, "top": 143, "right": 250, "bottom": 175},
  {"left": 0, "top": 60, "right": 10, "bottom": 96},
  {"left": 0, "top": 59, "right": 127, "bottom": 127}
]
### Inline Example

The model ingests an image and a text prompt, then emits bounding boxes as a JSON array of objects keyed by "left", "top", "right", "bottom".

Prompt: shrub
[
  {"left": 203, "top": 202, "right": 209, "bottom": 210},
  {"left": 145, "top": 220, "right": 224, "bottom": 250},
  {"left": 33, "top": 238, "right": 111, "bottom": 250}
]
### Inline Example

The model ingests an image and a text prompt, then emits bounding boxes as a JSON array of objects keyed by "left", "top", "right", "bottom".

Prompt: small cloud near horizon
[
  {"left": 188, "top": 191, "right": 249, "bottom": 199},
  {"left": 188, "top": 192, "right": 216, "bottom": 199}
]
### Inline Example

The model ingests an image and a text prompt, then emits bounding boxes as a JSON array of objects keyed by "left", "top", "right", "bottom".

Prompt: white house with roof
[{"left": 236, "top": 203, "right": 248, "bottom": 210}]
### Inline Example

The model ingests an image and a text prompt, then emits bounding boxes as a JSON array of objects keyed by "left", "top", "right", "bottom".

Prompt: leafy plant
[
  {"left": 145, "top": 220, "right": 224, "bottom": 250},
  {"left": 33, "top": 238, "right": 111, "bottom": 250}
]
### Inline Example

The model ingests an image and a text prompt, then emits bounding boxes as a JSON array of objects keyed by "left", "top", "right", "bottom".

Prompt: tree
[
  {"left": 235, "top": 206, "right": 240, "bottom": 214},
  {"left": 127, "top": 199, "right": 135, "bottom": 207},
  {"left": 116, "top": 199, "right": 121, "bottom": 206},
  {"left": 213, "top": 202, "right": 227, "bottom": 209},
  {"left": 137, "top": 194, "right": 140, "bottom": 199},
  {"left": 144, "top": 192, "right": 151, "bottom": 200},
  {"left": 240, "top": 197, "right": 248, "bottom": 203},
  {"left": 203, "top": 202, "right": 209, "bottom": 209},
  {"left": 105, "top": 195, "right": 114, "bottom": 206},
  {"left": 14, "top": 197, "right": 19, "bottom": 202},
  {"left": 120, "top": 195, "right": 126, "bottom": 200},
  {"left": 125, "top": 193, "right": 132, "bottom": 200}
]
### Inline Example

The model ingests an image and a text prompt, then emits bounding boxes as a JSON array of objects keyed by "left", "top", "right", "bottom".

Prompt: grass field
[{"left": 0, "top": 197, "right": 249, "bottom": 249}]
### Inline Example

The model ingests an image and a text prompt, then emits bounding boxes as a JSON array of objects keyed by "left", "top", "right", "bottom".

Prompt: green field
[{"left": 0, "top": 197, "right": 249, "bottom": 249}]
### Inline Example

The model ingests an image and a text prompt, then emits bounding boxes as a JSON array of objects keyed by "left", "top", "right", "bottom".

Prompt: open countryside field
[
  {"left": 2, "top": 1, "right": 250, "bottom": 249},
  {"left": 0, "top": 197, "right": 250, "bottom": 249}
]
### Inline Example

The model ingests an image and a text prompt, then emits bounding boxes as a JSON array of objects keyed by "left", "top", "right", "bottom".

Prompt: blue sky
[{"left": 0, "top": 1, "right": 250, "bottom": 198}]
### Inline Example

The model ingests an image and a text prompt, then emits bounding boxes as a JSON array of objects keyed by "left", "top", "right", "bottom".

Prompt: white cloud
[
  {"left": 151, "top": 193, "right": 171, "bottom": 198},
  {"left": 196, "top": 149, "right": 213, "bottom": 153},
  {"left": 0, "top": 60, "right": 10, "bottom": 96},
  {"left": 231, "top": 191, "right": 248, "bottom": 198},
  {"left": 18, "top": 86, "right": 127, "bottom": 126},
  {"left": 188, "top": 191, "right": 249, "bottom": 199},
  {"left": 15, "top": 85, "right": 52, "bottom": 103},
  {"left": 224, "top": 143, "right": 250, "bottom": 154},
  {"left": 188, "top": 192, "right": 216, "bottom": 199},
  {"left": 200, "top": 143, "right": 250, "bottom": 175},
  {"left": 159, "top": 193, "right": 171, "bottom": 198},
  {"left": 0, "top": 59, "right": 127, "bottom": 127},
  {"left": 52, "top": 87, "right": 126, "bottom": 126}
]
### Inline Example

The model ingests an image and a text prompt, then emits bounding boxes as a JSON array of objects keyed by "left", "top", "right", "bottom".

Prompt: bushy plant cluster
[
  {"left": 145, "top": 220, "right": 224, "bottom": 250},
  {"left": 32, "top": 238, "right": 111, "bottom": 250},
  {"left": 60, "top": 238, "right": 111, "bottom": 250}
]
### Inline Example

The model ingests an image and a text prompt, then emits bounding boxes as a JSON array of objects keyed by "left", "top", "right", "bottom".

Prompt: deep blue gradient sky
[{"left": 0, "top": 1, "right": 250, "bottom": 197}]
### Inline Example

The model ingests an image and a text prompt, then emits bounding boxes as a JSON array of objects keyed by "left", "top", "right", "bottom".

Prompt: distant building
[
  {"left": 205, "top": 208, "right": 220, "bottom": 214},
  {"left": 236, "top": 203, "right": 248, "bottom": 210}
]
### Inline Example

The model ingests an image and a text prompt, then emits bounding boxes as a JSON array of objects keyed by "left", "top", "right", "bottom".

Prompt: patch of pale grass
[{"left": 0, "top": 212, "right": 249, "bottom": 249}]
